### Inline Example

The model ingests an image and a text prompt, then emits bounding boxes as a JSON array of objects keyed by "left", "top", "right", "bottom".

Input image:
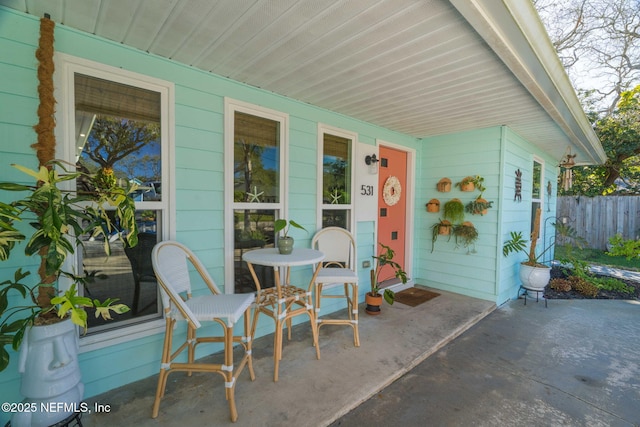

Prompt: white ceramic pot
[
  {"left": 12, "top": 318, "right": 84, "bottom": 427},
  {"left": 519, "top": 263, "right": 551, "bottom": 292}
]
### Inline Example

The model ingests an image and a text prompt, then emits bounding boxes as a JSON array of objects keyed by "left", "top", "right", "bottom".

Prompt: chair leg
[
  {"left": 244, "top": 309, "right": 256, "bottom": 381},
  {"left": 223, "top": 323, "right": 238, "bottom": 422},
  {"left": 187, "top": 324, "right": 196, "bottom": 376},
  {"left": 273, "top": 316, "right": 283, "bottom": 382},
  {"left": 343, "top": 283, "right": 352, "bottom": 322},
  {"left": 307, "top": 293, "right": 320, "bottom": 360},
  {"left": 313, "top": 283, "right": 322, "bottom": 346},
  {"left": 152, "top": 318, "right": 174, "bottom": 418},
  {"left": 351, "top": 283, "right": 360, "bottom": 347}
]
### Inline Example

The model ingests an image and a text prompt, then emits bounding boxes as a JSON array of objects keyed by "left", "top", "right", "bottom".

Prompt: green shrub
[
  {"left": 607, "top": 234, "right": 640, "bottom": 261},
  {"left": 591, "top": 276, "right": 634, "bottom": 294}
]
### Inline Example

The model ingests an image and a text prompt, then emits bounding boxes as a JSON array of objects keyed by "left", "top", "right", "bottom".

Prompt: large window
[
  {"left": 225, "top": 100, "right": 288, "bottom": 293},
  {"left": 318, "top": 125, "right": 355, "bottom": 230},
  {"left": 59, "top": 55, "right": 172, "bottom": 338}
]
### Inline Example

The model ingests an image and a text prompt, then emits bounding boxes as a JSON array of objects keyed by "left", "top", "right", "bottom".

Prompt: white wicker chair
[
  {"left": 151, "top": 241, "right": 255, "bottom": 422},
  {"left": 311, "top": 227, "right": 360, "bottom": 347}
]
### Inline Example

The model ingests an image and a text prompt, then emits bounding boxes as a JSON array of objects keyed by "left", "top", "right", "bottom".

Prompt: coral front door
[{"left": 377, "top": 146, "right": 407, "bottom": 283}]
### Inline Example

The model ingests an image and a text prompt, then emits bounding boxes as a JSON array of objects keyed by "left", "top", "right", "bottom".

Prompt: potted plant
[
  {"left": 464, "top": 176, "right": 492, "bottom": 215},
  {"left": 365, "top": 243, "right": 408, "bottom": 315},
  {"left": 455, "top": 175, "right": 485, "bottom": 192},
  {"left": 453, "top": 221, "right": 479, "bottom": 252},
  {"left": 502, "top": 208, "right": 584, "bottom": 294},
  {"left": 0, "top": 162, "right": 138, "bottom": 426},
  {"left": 465, "top": 198, "right": 493, "bottom": 216},
  {"left": 430, "top": 219, "right": 453, "bottom": 252},
  {"left": 274, "top": 218, "right": 307, "bottom": 254},
  {"left": 443, "top": 198, "right": 465, "bottom": 223}
]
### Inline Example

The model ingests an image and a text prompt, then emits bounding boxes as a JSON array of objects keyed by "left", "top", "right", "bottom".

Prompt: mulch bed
[{"left": 544, "top": 266, "right": 640, "bottom": 300}]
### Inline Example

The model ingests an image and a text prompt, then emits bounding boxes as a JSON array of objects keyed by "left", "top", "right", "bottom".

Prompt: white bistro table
[{"left": 242, "top": 247, "right": 325, "bottom": 381}]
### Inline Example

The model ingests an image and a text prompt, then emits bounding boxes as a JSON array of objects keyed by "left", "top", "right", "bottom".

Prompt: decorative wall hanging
[
  {"left": 436, "top": 178, "right": 451, "bottom": 192},
  {"left": 560, "top": 150, "right": 576, "bottom": 191},
  {"left": 383, "top": 176, "right": 401, "bottom": 206},
  {"left": 514, "top": 169, "right": 522, "bottom": 202},
  {"left": 547, "top": 181, "right": 553, "bottom": 211},
  {"left": 426, "top": 199, "right": 440, "bottom": 213}
]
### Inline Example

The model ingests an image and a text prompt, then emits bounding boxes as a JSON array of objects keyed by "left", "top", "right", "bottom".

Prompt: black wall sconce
[{"left": 365, "top": 154, "right": 379, "bottom": 174}]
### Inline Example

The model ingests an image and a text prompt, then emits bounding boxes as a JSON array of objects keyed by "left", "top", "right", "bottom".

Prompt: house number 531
[{"left": 360, "top": 185, "right": 374, "bottom": 196}]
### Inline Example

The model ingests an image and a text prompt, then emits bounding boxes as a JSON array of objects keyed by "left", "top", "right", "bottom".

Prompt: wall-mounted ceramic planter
[
  {"left": 456, "top": 176, "right": 475, "bottom": 192},
  {"left": 437, "top": 178, "right": 451, "bottom": 192},
  {"left": 426, "top": 198, "right": 440, "bottom": 213}
]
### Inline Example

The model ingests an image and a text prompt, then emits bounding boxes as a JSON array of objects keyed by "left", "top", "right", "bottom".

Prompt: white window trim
[
  {"left": 532, "top": 156, "right": 544, "bottom": 210},
  {"left": 532, "top": 156, "right": 545, "bottom": 246},
  {"left": 224, "top": 98, "right": 289, "bottom": 293},
  {"left": 54, "top": 53, "right": 175, "bottom": 351},
  {"left": 316, "top": 123, "right": 357, "bottom": 232}
]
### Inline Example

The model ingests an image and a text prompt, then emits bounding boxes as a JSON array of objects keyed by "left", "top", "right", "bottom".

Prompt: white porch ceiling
[{"left": 0, "top": 0, "right": 606, "bottom": 164}]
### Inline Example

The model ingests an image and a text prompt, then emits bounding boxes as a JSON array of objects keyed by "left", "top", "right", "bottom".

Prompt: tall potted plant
[
  {"left": 0, "top": 162, "right": 138, "bottom": 426},
  {"left": 365, "top": 243, "right": 407, "bottom": 315},
  {"left": 503, "top": 208, "right": 584, "bottom": 294}
]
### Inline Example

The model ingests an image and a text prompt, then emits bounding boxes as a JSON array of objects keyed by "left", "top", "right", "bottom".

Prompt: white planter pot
[
  {"left": 12, "top": 318, "right": 84, "bottom": 427},
  {"left": 519, "top": 263, "right": 551, "bottom": 292}
]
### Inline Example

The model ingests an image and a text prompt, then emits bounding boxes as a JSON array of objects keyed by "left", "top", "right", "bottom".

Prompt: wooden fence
[{"left": 556, "top": 196, "right": 640, "bottom": 250}]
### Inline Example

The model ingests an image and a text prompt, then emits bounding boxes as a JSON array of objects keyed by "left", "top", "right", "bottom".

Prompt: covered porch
[
  {"left": 0, "top": 0, "right": 608, "bottom": 420},
  {"left": 85, "top": 288, "right": 495, "bottom": 426}
]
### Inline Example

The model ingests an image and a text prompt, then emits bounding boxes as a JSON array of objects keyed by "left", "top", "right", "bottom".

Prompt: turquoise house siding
[
  {"left": 416, "top": 127, "right": 502, "bottom": 301},
  {"left": 415, "top": 126, "right": 559, "bottom": 305},
  {"left": 0, "top": 8, "right": 419, "bottom": 411},
  {"left": 0, "top": 7, "right": 562, "bottom": 417},
  {"left": 498, "top": 128, "right": 559, "bottom": 303}
]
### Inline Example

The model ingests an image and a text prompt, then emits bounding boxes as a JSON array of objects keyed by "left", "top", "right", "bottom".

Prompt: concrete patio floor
[
  {"left": 83, "top": 287, "right": 495, "bottom": 426},
  {"left": 331, "top": 298, "right": 640, "bottom": 426}
]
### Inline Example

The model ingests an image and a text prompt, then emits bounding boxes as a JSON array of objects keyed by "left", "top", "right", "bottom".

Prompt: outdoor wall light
[{"left": 365, "top": 154, "right": 379, "bottom": 174}]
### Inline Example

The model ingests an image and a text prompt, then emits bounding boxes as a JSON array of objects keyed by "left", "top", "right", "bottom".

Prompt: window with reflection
[
  {"left": 231, "top": 109, "right": 285, "bottom": 293},
  {"left": 73, "top": 72, "right": 165, "bottom": 333},
  {"left": 321, "top": 132, "right": 353, "bottom": 229},
  {"left": 233, "top": 112, "right": 280, "bottom": 203}
]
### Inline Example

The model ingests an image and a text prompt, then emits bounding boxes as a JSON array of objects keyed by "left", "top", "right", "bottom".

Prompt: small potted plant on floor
[
  {"left": 366, "top": 243, "right": 408, "bottom": 315},
  {"left": 274, "top": 218, "right": 307, "bottom": 254}
]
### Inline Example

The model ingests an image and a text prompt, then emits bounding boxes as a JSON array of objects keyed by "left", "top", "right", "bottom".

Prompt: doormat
[{"left": 393, "top": 287, "right": 440, "bottom": 307}]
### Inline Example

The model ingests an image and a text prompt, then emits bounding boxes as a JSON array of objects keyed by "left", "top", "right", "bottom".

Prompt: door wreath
[{"left": 383, "top": 176, "right": 402, "bottom": 206}]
